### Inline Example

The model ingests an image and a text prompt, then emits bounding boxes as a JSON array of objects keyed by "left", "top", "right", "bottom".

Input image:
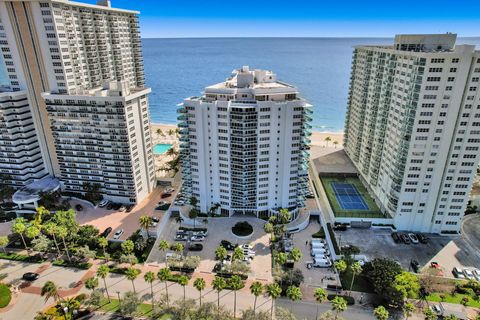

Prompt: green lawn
[
  {"left": 0, "top": 284, "right": 11, "bottom": 308},
  {"left": 99, "top": 298, "right": 154, "bottom": 314},
  {"left": 426, "top": 293, "right": 480, "bottom": 308},
  {"left": 321, "top": 176, "right": 384, "bottom": 218}
]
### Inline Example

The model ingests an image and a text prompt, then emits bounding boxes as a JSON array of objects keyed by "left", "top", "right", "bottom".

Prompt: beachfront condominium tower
[
  {"left": 0, "top": 0, "right": 154, "bottom": 203},
  {"left": 344, "top": 34, "right": 480, "bottom": 234},
  {"left": 178, "top": 66, "right": 312, "bottom": 218}
]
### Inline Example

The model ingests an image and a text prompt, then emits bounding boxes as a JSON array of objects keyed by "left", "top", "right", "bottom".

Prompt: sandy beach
[{"left": 151, "top": 123, "right": 344, "bottom": 147}]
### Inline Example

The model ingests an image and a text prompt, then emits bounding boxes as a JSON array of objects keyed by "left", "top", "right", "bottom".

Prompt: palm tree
[
  {"left": 156, "top": 128, "right": 163, "bottom": 137},
  {"left": 85, "top": 277, "right": 98, "bottom": 292},
  {"left": 333, "top": 140, "right": 339, "bottom": 148},
  {"left": 178, "top": 275, "right": 189, "bottom": 301},
  {"left": 43, "top": 223, "right": 62, "bottom": 257},
  {"left": 56, "top": 226, "right": 71, "bottom": 262},
  {"left": 172, "top": 242, "right": 184, "bottom": 257},
  {"left": 97, "top": 237, "right": 108, "bottom": 257},
  {"left": 373, "top": 305, "right": 389, "bottom": 320},
  {"left": 334, "top": 260, "right": 347, "bottom": 293},
  {"left": 349, "top": 261, "right": 363, "bottom": 294},
  {"left": 266, "top": 283, "right": 282, "bottom": 320},
  {"left": 157, "top": 268, "right": 171, "bottom": 306},
  {"left": 11, "top": 218, "right": 27, "bottom": 250},
  {"left": 175, "top": 216, "right": 183, "bottom": 228},
  {"left": 168, "top": 128, "right": 174, "bottom": 136},
  {"left": 228, "top": 275, "right": 244, "bottom": 319},
  {"left": 158, "top": 240, "right": 169, "bottom": 265},
  {"left": 232, "top": 246, "right": 244, "bottom": 261},
  {"left": 286, "top": 285, "right": 302, "bottom": 312},
  {"left": 193, "top": 278, "right": 206, "bottom": 306},
  {"left": 403, "top": 302, "right": 415, "bottom": 320},
  {"left": 325, "top": 136, "right": 332, "bottom": 147},
  {"left": 250, "top": 281, "right": 263, "bottom": 314},
  {"left": 264, "top": 222, "right": 274, "bottom": 242},
  {"left": 139, "top": 215, "right": 153, "bottom": 237},
  {"left": 314, "top": 288, "right": 328, "bottom": 319},
  {"left": 212, "top": 276, "right": 226, "bottom": 314},
  {"left": 41, "top": 281, "right": 60, "bottom": 304},
  {"left": 331, "top": 296, "right": 347, "bottom": 320},
  {"left": 144, "top": 271, "right": 156, "bottom": 309},
  {"left": 125, "top": 267, "right": 141, "bottom": 293},
  {"left": 215, "top": 246, "right": 228, "bottom": 261},
  {"left": 96, "top": 265, "right": 111, "bottom": 302},
  {"left": 60, "top": 297, "right": 80, "bottom": 319}
]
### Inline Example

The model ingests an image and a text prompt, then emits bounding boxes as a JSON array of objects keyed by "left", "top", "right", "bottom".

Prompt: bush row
[
  {"left": 52, "top": 260, "right": 92, "bottom": 269},
  {"left": 326, "top": 223, "right": 340, "bottom": 254},
  {"left": 0, "top": 252, "right": 45, "bottom": 263},
  {"left": 327, "top": 294, "right": 355, "bottom": 305}
]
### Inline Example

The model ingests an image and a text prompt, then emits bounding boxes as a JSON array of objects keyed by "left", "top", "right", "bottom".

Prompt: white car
[
  {"left": 98, "top": 199, "right": 110, "bottom": 208},
  {"left": 240, "top": 244, "right": 253, "bottom": 250},
  {"left": 473, "top": 269, "right": 480, "bottom": 281},
  {"left": 119, "top": 205, "right": 127, "bottom": 212},
  {"left": 113, "top": 229, "right": 124, "bottom": 239},
  {"left": 453, "top": 267, "right": 466, "bottom": 279},
  {"left": 464, "top": 269, "right": 475, "bottom": 280},
  {"left": 191, "top": 235, "right": 205, "bottom": 242}
]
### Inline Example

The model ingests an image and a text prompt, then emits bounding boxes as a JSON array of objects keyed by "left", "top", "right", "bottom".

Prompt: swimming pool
[{"left": 153, "top": 143, "right": 173, "bottom": 155}]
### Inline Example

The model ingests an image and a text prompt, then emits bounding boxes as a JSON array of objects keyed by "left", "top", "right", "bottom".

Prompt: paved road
[{"left": 276, "top": 298, "right": 376, "bottom": 320}]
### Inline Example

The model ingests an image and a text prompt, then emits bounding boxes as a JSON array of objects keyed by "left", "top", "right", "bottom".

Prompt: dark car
[
  {"left": 106, "top": 203, "right": 113, "bottom": 210},
  {"left": 410, "top": 259, "right": 420, "bottom": 273},
  {"left": 400, "top": 233, "right": 411, "bottom": 244},
  {"left": 391, "top": 232, "right": 400, "bottom": 243},
  {"left": 101, "top": 227, "right": 113, "bottom": 237},
  {"left": 75, "top": 204, "right": 83, "bottom": 212},
  {"left": 22, "top": 272, "right": 39, "bottom": 281},
  {"left": 416, "top": 233, "right": 428, "bottom": 244},
  {"left": 161, "top": 193, "right": 172, "bottom": 199},
  {"left": 152, "top": 217, "right": 160, "bottom": 223},
  {"left": 221, "top": 240, "right": 236, "bottom": 251},
  {"left": 333, "top": 223, "right": 348, "bottom": 231},
  {"left": 126, "top": 204, "right": 134, "bottom": 213},
  {"left": 111, "top": 203, "right": 122, "bottom": 210},
  {"left": 188, "top": 243, "right": 203, "bottom": 251}
]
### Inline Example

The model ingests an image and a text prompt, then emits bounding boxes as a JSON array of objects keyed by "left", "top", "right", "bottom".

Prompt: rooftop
[
  {"left": 51, "top": 0, "right": 139, "bottom": 14},
  {"left": 12, "top": 177, "right": 61, "bottom": 205}
]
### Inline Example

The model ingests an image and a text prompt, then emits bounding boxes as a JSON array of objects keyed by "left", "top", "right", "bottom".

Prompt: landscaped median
[{"left": 0, "top": 283, "right": 11, "bottom": 309}]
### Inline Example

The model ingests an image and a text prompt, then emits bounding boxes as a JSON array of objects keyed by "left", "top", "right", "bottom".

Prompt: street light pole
[{"left": 116, "top": 291, "right": 121, "bottom": 303}]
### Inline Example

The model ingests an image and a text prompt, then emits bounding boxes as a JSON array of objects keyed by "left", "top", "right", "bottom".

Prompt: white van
[
  {"left": 311, "top": 238, "right": 326, "bottom": 244},
  {"left": 311, "top": 248, "right": 330, "bottom": 256},
  {"left": 311, "top": 242, "right": 327, "bottom": 249},
  {"left": 306, "top": 258, "right": 332, "bottom": 268}
]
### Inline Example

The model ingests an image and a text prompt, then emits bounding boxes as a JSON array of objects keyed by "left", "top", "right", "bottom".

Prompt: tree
[
  {"left": 121, "top": 240, "right": 135, "bottom": 255},
  {"left": 188, "top": 208, "right": 199, "bottom": 228},
  {"left": 144, "top": 271, "right": 156, "bottom": 309},
  {"left": 172, "top": 242, "right": 184, "bottom": 256},
  {"left": 393, "top": 271, "right": 420, "bottom": 303},
  {"left": 85, "top": 277, "right": 99, "bottom": 292},
  {"left": 331, "top": 296, "right": 347, "bottom": 320},
  {"left": 194, "top": 277, "right": 206, "bottom": 306},
  {"left": 97, "top": 237, "right": 108, "bottom": 256},
  {"left": 314, "top": 287, "right": 328, "bottom": 309},
  {"left": 158, "top": 239, "right": 169, "bottom": 261},
  {"left": 59, "top": 297, "right": 80, "bottom": 319},
  {"left": 373, "top": 306, "right": 389, "bottom": 320},
  {"left": 0, "top": 236, "right": 8, "bottom": 253},
  {"left": 349, "top": 262, "right": 363, "bottom": 293},
  {"left": 274, "top": 252, "right": 288, "bottom": 266},
  {"left": 444, "top": 315, "right": 459, "bottom": 320},
  {"left": 120, "top": 253, "right": 138, "bottom": 265},
  {"left": 26, "top": 225, "right": 40, "bottom": 242},
  {"left": 325, "top": 136, "right": 332, "bottom": 147},
  {"left": 51, "top": 209, "right": 78, "bottom": 235},
  {"left": 215, "top": 245, "right": 228, "bottom": 260},
  {"left": 229, "top": 275, "right": 245, "bottom": 318},
  {"left": 125, "top": 267, "right": 141, "bottom": 293},
  {"left": 32, "top": 234, "right": 51, "bottom": 254},
  {"left": 264, "top": 222, "right": 274, "bottom": 241},
  {"left": 250, "top": 281, "right": 263, "bottom": 314},
  {"left": 96, "top": 265, "right": 111, "bottom": 302},
  {"left": 75, "top": 245, "right": 96, "bottom": 260},
  {"left": 177, "top": 275, "right": 189, "bottom": 302},
  {"left": 288, "top": 248, "right": 302, "bottom": 264},
  {"left": 82, "top": 182, "right": 102, "bottom": 204},
  {"left": 232, "top": 246, "right": 245, "bottom": 261},
  {"left": 212, "top": 276, "right": 226, "bottom": 314},
  {"left": 175, "top": 215, "right": 183, "bottom": 227},
  {"left": 41, "top": 281, "right": 60, "bottom": 304},
  {"left": 286, "top": 285, "right": 302, "bottom": 312},
  {"left": 139, "top": 215, "right": 153, "bottom": 236},
  {"left": 403, "top": 302, "right": 415, "bottom": 320},
  {"left": 157, "top": 268, "right": 171, "bottom": 306},
  {"left": 423, "top": 308, "right": 437, "bottom": 320},
  {"left": 333, "top": 140, "right": 339, "bottom": 148},
  {"left": 12, "top": 218, "right": 27, "bottom": 249},
  {"left": 118, "top": 291, "right": 140, "bottom": 317},
  {"left": 87, "top": 289, "right": 103, "bottom": 309},
  {"left": 56, "top": 226, "right": 71, "bottom": 262},
  {"left": 43, "top": 223, "right": 62, "bottom": 257},
  {"left": 168, "top": 128, "right": 174, "bottom": 136},
  {"left": 156, "top": 128, "right": 163, "bottom": 137},
  {"left": 266, "top": 283, "right": 282, "bottom": 320},
  {"left": 364, "top": 258, "right": 402, "bottom": 303}
]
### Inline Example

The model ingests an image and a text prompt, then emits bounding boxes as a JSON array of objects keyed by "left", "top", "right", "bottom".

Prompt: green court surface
[{"left": 321, "top": 176, "right": 384, "bottom": 218}]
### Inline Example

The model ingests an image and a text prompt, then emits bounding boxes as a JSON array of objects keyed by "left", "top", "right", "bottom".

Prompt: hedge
[
  {"left": 326, "top": 223, "right": 340, "bottom": 254},
  {"left": 327, "top": 294, "right": 355, "bottom": 305},
  {"left": 215, "top": 272, "right": 248, "bottom": 280},
  {"left": 0, "top": 252, "right": 45, "bottom": 263},
  {"left": 179, "top": 227, "right": 207, "bottom": 232},
  {"left": 167, "top": 273, "right": 191, "bottom": 283},
  {"left": 169, "top": 266, "right": 195, "bottom": 274},
  {"left": 52, "top": 260, "right": 92, "bottom": 269},
  {"left": 0, "top": 284, "right": 11, "bottom": 308}
]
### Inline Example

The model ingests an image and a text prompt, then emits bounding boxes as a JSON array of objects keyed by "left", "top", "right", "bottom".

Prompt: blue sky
[{"left": 82, "top": 0, "right": 480, "bottom": 38}]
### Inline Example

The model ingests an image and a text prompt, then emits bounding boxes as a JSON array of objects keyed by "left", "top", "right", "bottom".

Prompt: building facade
[
  {"left": 344, "top": 34, "right": 480, "bottom": 233},
  {"left": 0, "top": 0, "right": 154, "bottom": 203},
  {"left": 179, "top": 66, "right": 312, "bottom": 217}
]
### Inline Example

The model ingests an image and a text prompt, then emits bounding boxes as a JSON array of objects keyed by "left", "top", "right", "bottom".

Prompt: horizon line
[{"left": 141, "top": 35, "right": 480, "bottom": 40}]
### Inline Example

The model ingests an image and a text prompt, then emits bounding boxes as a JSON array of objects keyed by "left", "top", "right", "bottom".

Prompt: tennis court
[{"left": 331, "top": 182, "right": 369, "bottom": 210}]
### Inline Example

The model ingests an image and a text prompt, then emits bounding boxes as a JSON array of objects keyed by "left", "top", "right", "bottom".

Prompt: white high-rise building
[
  {"left": 0, "top": 0, "right": 154, "bottom": 203},
  {"left": 178, "top": 66, "right": 312, "bottom": 218},
  {"left": 344, "top": 34, "right": 480, "bottom": 234}
]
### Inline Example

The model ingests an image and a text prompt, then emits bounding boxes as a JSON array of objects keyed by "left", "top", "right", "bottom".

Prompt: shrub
[
  {"left": 52, "top": 259, "right": 92, "bottom": 269},
  {"left": 179, "top": 227, "right": 207, "bottom": 232},
  {"left": 0, "top": 252, "right": 44, "bottom": 263},
  {"left": 327, "top": 294, "right": 355, "bottom": 305},
  {"left": 0, "top": 284, "right": 11, "bottom": 308},
  {"left": 232, "top": 221, "right": 253, "bottom": 237},
  {"left": 312, "top": 226, "right": 326, "bottom": 238},
  {"left": 326, "top": 223, "right": 340, "bottom": 254}
]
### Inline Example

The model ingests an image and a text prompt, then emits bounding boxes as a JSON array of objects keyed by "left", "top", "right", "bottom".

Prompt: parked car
[
  {"left": 174, "top": 200, "right": 185, "bottom": 206},
  {"left": 430, "top": 304, "right": 443, "bottom": 316},
  {"left": 166, "top": 252, "right": 182, "bottom": 260},
  {"left": 391, "top": 232, "right": 400, "bottom": 243},
  {"left": 191, "top": 235, "right": 205, "bottom": 242},
  {"left": 111, "top": 203, "right": 121, "bottom": 210},
  {"left": 98, "top": 199, "right": 110, "bottom": 208},
  {"left": 113, "top": 229, "right": 124, "bottom": 240},
  {"left": 408, "top": 233, "right": 419, "bottom": 244},
  {"left": 126, "top": 204, "right": 134, "bottom": 213},
  {"left": 464, "top": 269, "right": 475, "bottom": 280},
  {"left": 100, "top": 227, "right": 112, "bottom": 237},
  {"left": 188, "top": 243, "right": 203, "bottom": 251},
  {"left": 311, "top": 242, "right": 327, "bottom": 249},
  {"left": 193, "top": 231, "right": 208, "bottom": 237},
  {"left": 165, "top": 188, "right": 175, "bottom": 193},
  {"left": 75, "top": 204, "right": 83, "bottom": 212},
  {"left": 175, "top": 234, "right": 188, "bottom": 241},
  {"left": 221, "top": 240, "right": 236, "bottom": 251},
  {"left": 311, "top": 248, "right": 330, "bottom": 256},
  {"left": 430, "top": 262, "right": 444, "bottom": 276},
  {"left": 400, "top": 233, "right": 411, "bottom": 244},
  {"left": 22, "top": 272, "right": 39, "bottom": 281},
  {"left": 119, "top": 205, "right": 127, "bottom": 212},
  {"left": 306, "top": 258, "right": 332, "bottom": 268},
  {"left": 161, "top": 193, "right": 172, "bottom": 198},
  {"left": 152, "top": 217, "right": 160, "bottom": 223},
  {"left": 473, "top": 269, "right": 480, "bottom": 281},
  {"left": 416, "top": 233, "right": 428, "bottom": 244},
  {"left": 333, "top": 224, "right": 348, "bottom": 231},
  {"left": 239, "top": 244, "right": 253, "bottom": 251},
  {"left": 410, "top": 259, "right": 420, "bottom": 273},
  {"left": 453, "top": 267, "right": 466, "bottom": 279}
]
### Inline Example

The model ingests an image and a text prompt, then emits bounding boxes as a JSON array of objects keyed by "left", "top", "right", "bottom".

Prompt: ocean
[{"left": 2, "top": 37, "right": 480, "bottom": 132}]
